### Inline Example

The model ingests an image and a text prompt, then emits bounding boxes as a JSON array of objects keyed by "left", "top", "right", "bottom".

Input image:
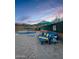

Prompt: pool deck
[{"left": 15, "top": 32, "right": 63, "bottom": 59}]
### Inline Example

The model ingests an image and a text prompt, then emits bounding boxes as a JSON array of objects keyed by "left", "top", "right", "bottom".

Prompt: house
[
  {"left": 50, "top": 21, "right": 63, "bottom": 33},
  {"left": 37, "top": 18, "right": 63, "bottom": 33}
]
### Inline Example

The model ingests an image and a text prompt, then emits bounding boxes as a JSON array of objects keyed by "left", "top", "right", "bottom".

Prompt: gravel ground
[{"left": 15, "top": 32, "right": 63, "bottom": 59}]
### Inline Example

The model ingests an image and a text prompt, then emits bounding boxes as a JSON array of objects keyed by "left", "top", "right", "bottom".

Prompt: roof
[{"left": 37, "top": 21, "right": 52, "bottom": 26}]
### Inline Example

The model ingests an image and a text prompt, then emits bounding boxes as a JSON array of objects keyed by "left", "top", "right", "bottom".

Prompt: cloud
[
  {"left": 18, "top": 16, "right": 31, "bottom": 21},
  {"left": 15, "top": 16, "right": 32, "bottom": 24},
  {"left": 37, "top": 6, "right": 63, "bottom": 22},
  {"left": 16, "top": 5, "right": 63, "bottom": 24}
]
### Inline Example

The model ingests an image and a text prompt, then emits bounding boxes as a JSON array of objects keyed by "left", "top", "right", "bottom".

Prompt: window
[{"left": 53, "top": 25, "right": 56, "bottom": 31}]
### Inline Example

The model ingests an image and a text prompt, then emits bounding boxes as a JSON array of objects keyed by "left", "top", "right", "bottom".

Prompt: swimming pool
[
  {"left": 16, "top": 31, "right": 36, "bottom": 37},
  {"left": 16, "top": 31, "right": 36, "bottom": 34}
]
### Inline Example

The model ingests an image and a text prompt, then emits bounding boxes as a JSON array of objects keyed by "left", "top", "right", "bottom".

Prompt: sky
[{"left": 15, "top": 0, "right": 63, "bottom": 24}]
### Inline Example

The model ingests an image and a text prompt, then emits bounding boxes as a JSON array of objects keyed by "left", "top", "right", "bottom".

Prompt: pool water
[
  {"left": 16, "top": 31, "right": 36, "bottom": 37},
  {"left": 16, "top": 31, "right": 36, "bottom": 34}
]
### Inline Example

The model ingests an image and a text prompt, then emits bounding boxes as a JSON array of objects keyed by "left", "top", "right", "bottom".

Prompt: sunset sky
[{"left": 15, "top": 0, "right": 63, "bottom": 24}]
